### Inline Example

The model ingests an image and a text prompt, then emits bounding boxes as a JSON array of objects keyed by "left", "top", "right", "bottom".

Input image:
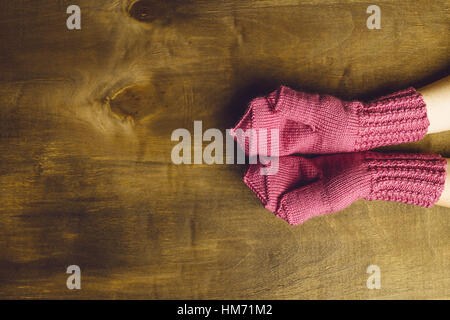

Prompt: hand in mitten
[
  {"left": 244, "top": 152, "right": 446, "bottom": 225},
  {"left": 231, "top": 86, "right": 429, "bottom": 156}
]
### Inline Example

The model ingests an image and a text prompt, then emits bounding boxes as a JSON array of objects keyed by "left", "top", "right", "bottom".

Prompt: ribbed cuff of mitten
[
  {"left": 364, "top": 152, "right": 447, "bottom": 207},
  {"left": 353, "top": 88, "right": 430, "bottom": 151}
]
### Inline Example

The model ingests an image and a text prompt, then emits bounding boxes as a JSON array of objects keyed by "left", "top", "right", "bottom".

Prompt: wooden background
[{"left": 0, "top": 0, "right": 449, "bottom": 299}]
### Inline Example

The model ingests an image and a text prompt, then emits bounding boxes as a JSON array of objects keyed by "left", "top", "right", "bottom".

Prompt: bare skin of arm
[
  {"left": 418, "top": 75, "right": 450, "bottom": 134},
  {"left": 436, "top": 160, "right": 450, "bottom": 207}
]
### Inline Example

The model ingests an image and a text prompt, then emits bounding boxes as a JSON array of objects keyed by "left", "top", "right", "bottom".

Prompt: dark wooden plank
[{"left": 0, "top": 0, "right": 449, "bottom": 299}]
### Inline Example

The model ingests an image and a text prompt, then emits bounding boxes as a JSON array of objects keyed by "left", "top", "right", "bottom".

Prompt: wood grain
[{"left": 0, "top": 0, "right": 449, "bottom": 299}]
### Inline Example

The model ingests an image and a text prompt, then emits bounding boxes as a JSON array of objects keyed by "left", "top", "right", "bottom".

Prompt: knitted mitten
[
  {"left": 244, "top": 152, "right": 446, "bottom": 225},
  {"left": 231, "top": 86, "right": 429, "bottom": 156}
]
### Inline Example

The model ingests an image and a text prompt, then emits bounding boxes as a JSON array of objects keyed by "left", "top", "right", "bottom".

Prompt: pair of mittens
[{"left": 232, "top": 86, "right": 446, "bottom": 225}]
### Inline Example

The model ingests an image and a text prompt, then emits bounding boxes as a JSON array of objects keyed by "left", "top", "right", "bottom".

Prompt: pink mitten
[
  {"left": 231, "top": 86, "right": 429, "bottom": 156},
  {"left": 244, "top": 152, "right": 446, "bottom": 225}
]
